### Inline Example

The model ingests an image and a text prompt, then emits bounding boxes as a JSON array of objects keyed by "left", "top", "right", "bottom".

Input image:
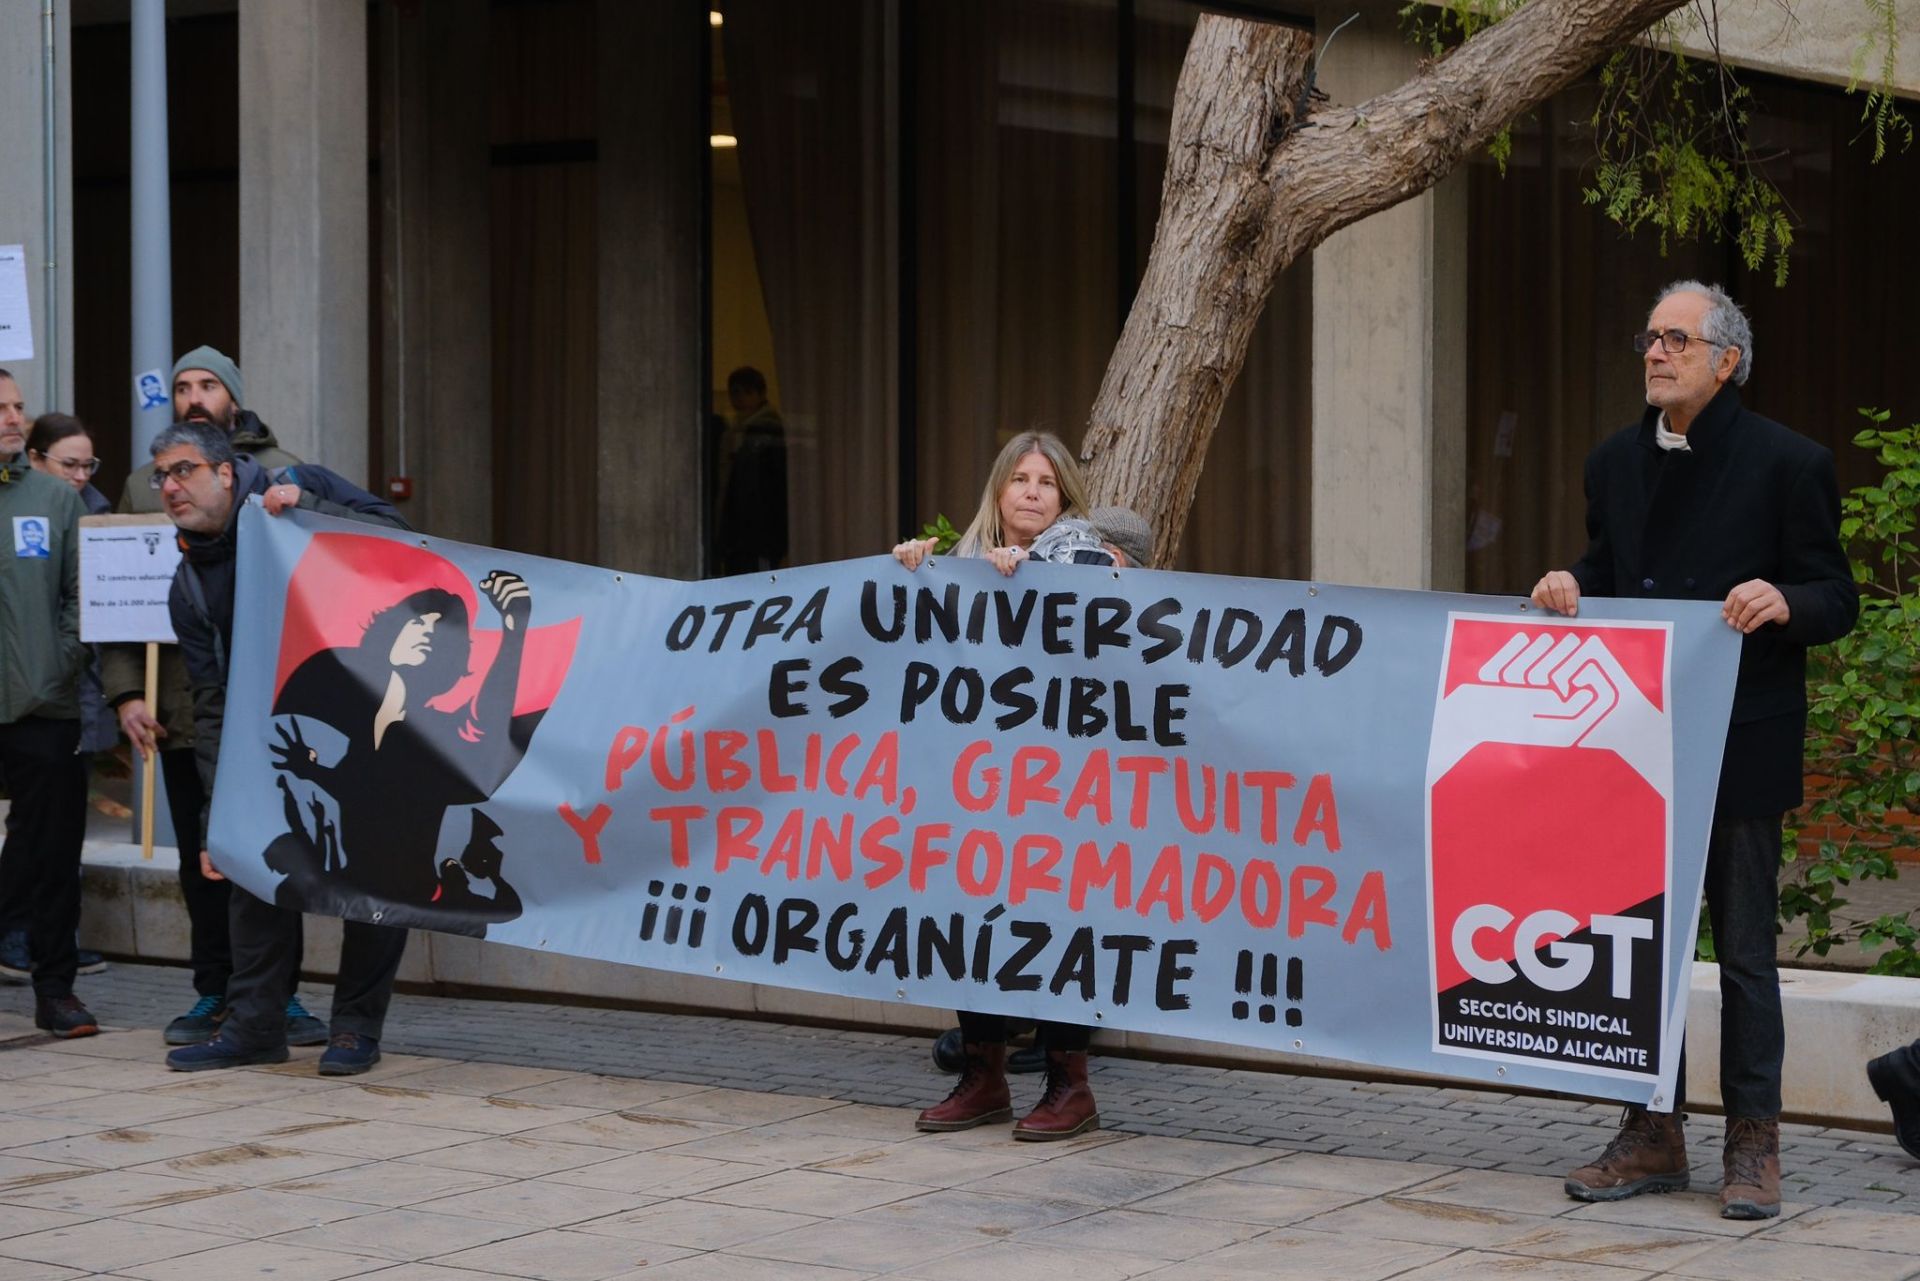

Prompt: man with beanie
[
  {"left": 0, "top": 368, "right": 97, "bottom": 1037},
  {"left": 99, "top": 347, "right": 322, "bottom": 1048}
]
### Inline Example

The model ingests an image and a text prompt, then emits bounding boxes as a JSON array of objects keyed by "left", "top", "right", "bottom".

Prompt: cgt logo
[
  {"left": 1426, "top": 614, "right": 1676, "bottom": 1075},
  {"left": 1451, "top": 905, "right": 1652, "bottom": 999}
]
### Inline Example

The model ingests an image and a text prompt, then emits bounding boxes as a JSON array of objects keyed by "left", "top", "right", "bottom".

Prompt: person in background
[
  {"left": 0, "top": 418, "right": 119, "bottom": 982},
  {"left": 1089, "top": 505, "right": 1154, "bottom": 570},
  {"left": 713, "top": 366, "right": 788, "bottom": 575},
  {"left": 0, "top": 370, "right": 96, "bottom": 1036}
]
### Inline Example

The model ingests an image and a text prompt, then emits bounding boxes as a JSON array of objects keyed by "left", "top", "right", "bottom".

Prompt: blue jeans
[{"left": 1672, "top": 814, "right": 1784, "bottom": 1119}]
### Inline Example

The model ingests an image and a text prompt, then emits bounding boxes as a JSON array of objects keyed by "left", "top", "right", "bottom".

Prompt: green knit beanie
[{"left": 171, "top": 345, "right": 243, "bottom": 408}]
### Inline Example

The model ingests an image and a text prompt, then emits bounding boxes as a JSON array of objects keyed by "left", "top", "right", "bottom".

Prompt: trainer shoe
[
  {"left": 0, "top": 929, "right": 31, "bottom": 982},
  {"left": 76, "top": 947, "right": 108, "bottom": 976},
  {"left": 285, "top": 996, "right": 328, "bottom": 1047},
  {"left": 34, "top": 995, "right": 99, "bottom": 1039},
  {"left": 164, "top": 994, "right": 230, "bottom": 1046},
  {"left": 166, "top": 1033, "right": 290, "bottom": 1072},
  {"left": 318, "top": 1031, "right": 381, "bottom": 1076}
]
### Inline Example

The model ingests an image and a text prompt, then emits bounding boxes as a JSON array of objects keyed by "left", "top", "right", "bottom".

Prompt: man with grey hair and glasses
[{"left": 1531, "top": 281, "right": 1857, "bottom": 1220}]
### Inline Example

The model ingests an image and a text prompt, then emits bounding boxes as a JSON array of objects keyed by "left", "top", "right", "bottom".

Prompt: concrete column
[
  {"left": 596, "top": 0, "right": 705, "bottom": 577},
  {"left": 376, "top": 0, "right": 492, "bottom": 544},
  {"left": 0, "top": 1, "right": 74, "bottom": 414},
  {"left": 1308, "top": 1, "right": 1467, "bottom": 591},
  {"left": 130, "top": 0, "right": 173, "bottom": 464},
  {"left": 238, "top": 0, "right": 369, "bottom": 483}
]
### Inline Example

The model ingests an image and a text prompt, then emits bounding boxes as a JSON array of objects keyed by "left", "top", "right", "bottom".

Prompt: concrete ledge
[{"left": 80, "top": 841, "right": 1915, "bottom": 1127}]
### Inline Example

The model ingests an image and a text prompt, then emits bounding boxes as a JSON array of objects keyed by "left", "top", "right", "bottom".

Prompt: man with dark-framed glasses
[
  {"left": 1531, "top": 282, "right": 1857, "bottom": 1220},
  {"left": 101, "top": 346, "right": 317, "bottom": 1051}
]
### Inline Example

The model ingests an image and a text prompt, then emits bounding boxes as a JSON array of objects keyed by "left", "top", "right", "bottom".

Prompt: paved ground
[{"left": 3, "top": 962, "right": 1919, "bottom": 1279}]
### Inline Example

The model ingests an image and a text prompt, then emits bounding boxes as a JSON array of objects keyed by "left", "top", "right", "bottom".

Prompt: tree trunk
[{"left": 1085, "top": 0, "right": 1692, "bottom": 566}]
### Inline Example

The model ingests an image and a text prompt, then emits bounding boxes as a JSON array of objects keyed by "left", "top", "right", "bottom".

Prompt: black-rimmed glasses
[
  {"left": 1632, "top": 328, "right": 1724, "bottom": 356},
  {"left": 147, "top": 460, "right": 210, "bottom": 489}
]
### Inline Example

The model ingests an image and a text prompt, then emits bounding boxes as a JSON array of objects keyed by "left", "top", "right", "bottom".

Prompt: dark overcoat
[{"left": 1567, "top": 383, "right": 1858, "bottom": 817}]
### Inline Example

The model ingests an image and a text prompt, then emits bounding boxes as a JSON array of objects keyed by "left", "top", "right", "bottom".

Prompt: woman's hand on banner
[
  {"left": 199, "top": 850, "right": 224, "bottom": 882},
  {"left": 987, "top": 545, "right": 1029, "bottom": 577},
  {"left": 891, "top": 537, "right": 939, "bottom": 572}
]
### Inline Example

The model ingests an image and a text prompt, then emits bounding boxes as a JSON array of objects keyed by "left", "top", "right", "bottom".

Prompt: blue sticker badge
[{"left": 12, "top": 515, "right": 51, "bottom": 558}]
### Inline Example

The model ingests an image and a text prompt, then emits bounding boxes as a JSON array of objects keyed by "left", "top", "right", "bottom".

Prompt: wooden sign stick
[{"left": 141, "top": 642, "right": 158, "bottom": 861}]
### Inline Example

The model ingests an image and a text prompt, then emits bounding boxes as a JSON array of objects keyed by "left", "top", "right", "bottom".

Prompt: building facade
[{"left": 3, "top": 0, "right": 1916, "bottom": 592}]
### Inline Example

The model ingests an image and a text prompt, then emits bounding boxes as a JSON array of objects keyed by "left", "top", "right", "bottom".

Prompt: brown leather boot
[
  {"left": 1011, "top": 1049, "right": 1099, "bottom": 1142},
  {"left": 1720, "top": 1115, "right": 1781, "bottom": 1219},
  {"left": 1564, "top": 1106, "right": 1689, "bottom": 1202},
  {"left": 915, "top": 1043, "right": 1012, "bottom": 1132}
]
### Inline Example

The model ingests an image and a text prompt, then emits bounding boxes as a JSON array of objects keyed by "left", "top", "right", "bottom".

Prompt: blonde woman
[{"left": 890, "top": 430, "right": 1109, "bottom": 1139}]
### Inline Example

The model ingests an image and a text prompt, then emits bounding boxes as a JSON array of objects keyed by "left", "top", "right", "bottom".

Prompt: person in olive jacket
[{"left": 0, "top": 367, "right": 95, "bottom": 1037}]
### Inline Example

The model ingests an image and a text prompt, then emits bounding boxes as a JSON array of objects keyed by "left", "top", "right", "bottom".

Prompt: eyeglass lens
[
  {"left": 147, "top": 461, "right": 203, "bottom": 488},
  {"left": 1632, "top": 329, "right": 1691, "bottom": 355}
]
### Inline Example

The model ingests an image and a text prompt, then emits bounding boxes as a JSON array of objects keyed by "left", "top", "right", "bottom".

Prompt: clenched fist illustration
[
  {"left": 481, "top": 570, "right": 532, "bottom": 632},
  {"left": 1427, "top": 629, "right": 1671, "bottom": 795}
]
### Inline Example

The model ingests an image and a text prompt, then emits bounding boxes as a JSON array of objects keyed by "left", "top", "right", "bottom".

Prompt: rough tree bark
[{"left": 1084, "top": 0, "right": 1693, "bottom": 566}]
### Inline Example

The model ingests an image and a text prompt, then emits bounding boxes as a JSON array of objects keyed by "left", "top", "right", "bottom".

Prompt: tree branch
[{"left": 1085, "top": 0, "right": 1694, "bottom": 563}]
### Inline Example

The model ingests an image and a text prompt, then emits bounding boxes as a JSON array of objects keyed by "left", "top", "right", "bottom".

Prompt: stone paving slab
[{"left": 2, "top": 963, "right": 1919, "bottom": 1279}]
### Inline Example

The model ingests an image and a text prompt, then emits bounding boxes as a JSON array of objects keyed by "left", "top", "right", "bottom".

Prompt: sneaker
[
  {"left": 166, "top": 1033, "right": 290, "bottom": 1072},
  {"left": 318, "top": 1031, "right": 381, "bottom": 1076},
  {"left": 165, "top": 994, "right": 230, "bottom": 1046},
  {"left": 285, "top": 996, "right": 328, "bottom": 1047},
  {"left": 76, "top": 947, "right": 108, "bottom": 976},
  {"left": 0, "top": 930, "right": 30, "bottom": 983},
  {"left": 34, "top": 995, "right": 99, "bottom": 1039}
]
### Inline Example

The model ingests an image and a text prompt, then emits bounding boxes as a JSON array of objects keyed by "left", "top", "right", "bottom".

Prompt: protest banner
[{"left": 209, "top": 504, "right": 1740, "bottom": 1107}]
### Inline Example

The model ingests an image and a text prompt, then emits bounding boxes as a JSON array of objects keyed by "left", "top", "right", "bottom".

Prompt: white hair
[{"left": 1655, "top": 280, "right": 1753, "bottom": 385}]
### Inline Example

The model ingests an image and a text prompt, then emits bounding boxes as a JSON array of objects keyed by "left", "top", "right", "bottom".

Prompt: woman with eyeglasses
[{"left": 26, "top": 415, "right": 110, "bottom": 518}]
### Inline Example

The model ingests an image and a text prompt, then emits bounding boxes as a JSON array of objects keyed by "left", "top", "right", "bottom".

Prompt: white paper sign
[
  {"left": 80, "top": 515, "right": 180, "bottom": 643},
  {"left": 0, "top": 245, "right": 32, "bottom": 362}
]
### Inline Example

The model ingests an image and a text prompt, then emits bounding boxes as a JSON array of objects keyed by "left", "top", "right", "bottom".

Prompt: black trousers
[
  {"left": 224, "top": 884, "right": 409, "bottom": 1048},
  {"left": 957, "top": 1011, "right": 1091, "bottom": 1052},
  {"left": 160, "top": 747, "right": 234, "bottom": 996},
  {"left": 0, "top": 718, "right": 87, "bottom": 999},
  {"left": 1670, "top": 814, "right": 1785, "bottom": 1119}
]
